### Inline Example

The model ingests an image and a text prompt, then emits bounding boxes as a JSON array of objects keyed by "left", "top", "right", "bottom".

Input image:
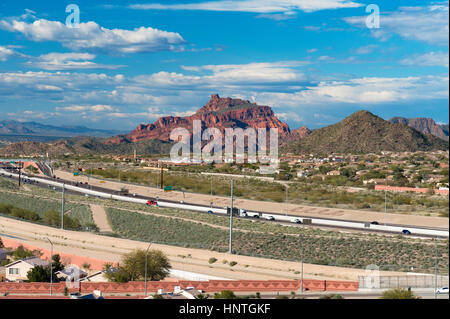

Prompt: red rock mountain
[
  {"left": 389, "top": 117, "right": 449, "bottom": 141},
  {"left": 109, "top": 94, "right": 307, "bottom": 144}
]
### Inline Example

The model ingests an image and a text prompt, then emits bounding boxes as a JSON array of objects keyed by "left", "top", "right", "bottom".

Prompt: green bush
[
  {"left": 381, "top": 289, "right": 419, "bottom": 299},
  {"left": 208, "top": 257, "right": 217, "bottom": 264}
]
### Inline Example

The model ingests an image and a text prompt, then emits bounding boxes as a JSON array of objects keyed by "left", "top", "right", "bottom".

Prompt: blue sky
[{"left": 0, "top": 0, "right": 448, "bottom": 131}]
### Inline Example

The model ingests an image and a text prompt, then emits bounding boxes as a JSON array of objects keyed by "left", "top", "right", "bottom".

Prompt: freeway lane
[{"left": 1, "top": 169, "right": 448, "bottom": 238}]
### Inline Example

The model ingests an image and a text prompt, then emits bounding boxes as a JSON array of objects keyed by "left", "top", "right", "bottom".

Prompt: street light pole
[
  {"left": 46, "top": 237, "right": 53, "bottom": 296},
  {"left": 145, "top": 243, "right": 152, "bottom": 297},
  {"left": 300, "top": 235, "right": 304, "bottom": 293},
  {"left": 435, "top": 237, "right": 438, "bottom": 299},
  {"left": 285, "top": 185, "right": 288, "bottom": 216},
  {"left": 384, "top": 189, "right": 387, "bottom": 226},
  {"left": 61, "top": 183, "right": 65, "bottom": 229},
  {"left": 229, "top": 180, "right": 234, "bottom": 254}
]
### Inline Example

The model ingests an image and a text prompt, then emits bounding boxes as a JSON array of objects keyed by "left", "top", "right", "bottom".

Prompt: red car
[{"left": 146, "top": 200, "right": 157, "bottom": 206}]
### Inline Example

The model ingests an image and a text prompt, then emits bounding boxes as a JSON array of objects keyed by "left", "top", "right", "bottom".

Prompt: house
[
  {"left": 0, "top": 248, "right": 7, "bottom": 262},
  {"left": 55, "top": 265, "right": 88, "bottom": 282},
  {"left": 5, "top": 257, "right": 49, "bottom": 282}
]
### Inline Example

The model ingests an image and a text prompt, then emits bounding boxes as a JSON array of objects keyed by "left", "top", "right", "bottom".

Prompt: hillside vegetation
[{"left": 283, "top": 111, "right": 448, "bottom": 155}]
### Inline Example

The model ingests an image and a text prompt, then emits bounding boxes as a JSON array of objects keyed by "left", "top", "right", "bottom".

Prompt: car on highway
[
  {"left": 146, "top": 200, "right": 157, "bottom": 206},
  {"left": 265, "top": 215, "right": 275, "bottom": 221},
  {"left": 132, "top": 193, "right": 137, "bottom": 197},
  {"left": 436, "top": 287, "right": 449, "bottom": 294},
  {"left": 207, "top": 210, "right": 214, "bottom": 215},
  {"left": 180, "top": 200, "right": 184, "bottom": 204},
  {"left": 291, "top": 218, "right": 302, "bottom": 224},
  {"left": 371, "top": 221, "right": 379, "bottom": 225},
  {"left": 402, "top": 229, "right": 412, "bottom": 235}
]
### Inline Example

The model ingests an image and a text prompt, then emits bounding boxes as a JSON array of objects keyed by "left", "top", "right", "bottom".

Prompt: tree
[
  {"left": 103, "top": 249, "right": 171, "bottom": 283},
  {"left": 121, "top": 249, "right": 171, "bottom": 281},
  {"left": 27, "top": 265, "right": 51, "bottom": 282},
  {"left": 214, "top": 290, "right": 237, "bottom": 299},
  {"left": 51, "top": 254, "right": 64, "bottom": 272},
  {"left": 381, "top": 288, "right": 419, "bottom": 299},
  {"left": 12, "top": 245, "right": 35, "bottom": 260}
]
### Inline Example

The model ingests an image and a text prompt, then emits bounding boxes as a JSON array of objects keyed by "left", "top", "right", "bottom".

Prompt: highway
[{"left": 1, "top": 168, "right": 448, "bottom": 238}]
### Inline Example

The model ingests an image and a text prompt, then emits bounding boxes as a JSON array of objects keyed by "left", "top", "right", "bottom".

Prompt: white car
[
  {"left": 291, "top": 218, "right": 302, "bottom": 224},
  {"left": 436, "top": 287, "right": 449, "bottom": 294},
  {"left": 265, "top": 215, "right": 275, "bottom": 221}
]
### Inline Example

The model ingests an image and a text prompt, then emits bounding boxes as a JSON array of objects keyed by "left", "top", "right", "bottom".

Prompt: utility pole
[
  {"left": 46, "top": 237, "right": 53, "bottom": 296},
  {"left": 61, "top": 183, "right": 65, "bottom": 229},
  {"left": 384, "top": 189, "right": 387, "bottom": 226},
  {"left": 285, "top": 185, "right": 288, "bottom": 216},
  {"left": 300, "top": 235, "right": 304, "bottom": 293},
  {"left": 435, "top": 237, "right": 438, "bottom": 299},
  {"left": 18, "top": 162, "right": 22, "bottom": 187},
  {"left": 229, "top": 180, "right": 234, "bottom": 254},
  {"left": 160, "top": 165, "right": 164, "bottom": 190}
]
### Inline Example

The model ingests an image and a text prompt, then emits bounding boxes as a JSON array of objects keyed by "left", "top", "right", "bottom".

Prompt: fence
[
  {"left": 0, "top": 279, "right": 358, "bottom": 295},
  {"left": 359, "top": 275, "right": 449, "bottom": 289}
]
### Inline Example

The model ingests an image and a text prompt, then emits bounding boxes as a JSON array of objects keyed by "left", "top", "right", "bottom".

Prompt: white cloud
[
  {"left": 256, "top": 13, "right": 298, "bottom": 20},
  {"left": 0, "top": 18, "right": 185, "bottom": 54},
  {"left": 253, "top": 76, "right": 449, "bottom": 107},
  {"left": 344, "top": 4, "right": 449, "bottom": 45},
  {"left": 276, "top": 112, "right": 304, "bottom": 123},
  {"left": 130, "top": 0, "right": 363, "bottom": 13},
  {"left": 401, "top": 52, "right": 449, "bottom": 68},
  {"left": 355, "top": 44, "right": 378, "bottom": 54},
  {"left": 26, "top": 52, "right": 126, "bottom": 70},
  {"left": 0, "top": 45, "right": 25, "bottom": 61},
  {"left": 56, "top": 104, "right": 114, "bottom": 112}
]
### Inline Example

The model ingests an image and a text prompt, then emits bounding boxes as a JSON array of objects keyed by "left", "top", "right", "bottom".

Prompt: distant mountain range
[
  {"left": 0, "top": 120, "right": 123, "bottom": 138},
  {"left": 0, "top": 96, "right": 448, "bottom": 156},
  {"left": 282, "top": 111, "right": 448, "bottom": 155},
  {"left": 389, "top": 117, "right": 449, "bottom": 141},
  {"left": 0, "top": 136, "right": 174, "bottom": 157}
]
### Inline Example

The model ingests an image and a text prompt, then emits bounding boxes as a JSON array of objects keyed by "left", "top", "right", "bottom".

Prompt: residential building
[{"left": 5, "top": 257, "right": 49, "bottom": 282}]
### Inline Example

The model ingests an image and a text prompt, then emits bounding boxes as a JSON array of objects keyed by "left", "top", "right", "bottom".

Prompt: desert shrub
[{"left": 381, "top": 289, "right": 419, "bottom": 299}]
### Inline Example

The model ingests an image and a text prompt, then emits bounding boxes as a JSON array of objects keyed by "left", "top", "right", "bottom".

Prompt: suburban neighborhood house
[
  {"left": 5, "top": 257, "right": 49, "bottom": 282},
  {"left": 55, "top": 265, "right": 88, "bottom": 282}
]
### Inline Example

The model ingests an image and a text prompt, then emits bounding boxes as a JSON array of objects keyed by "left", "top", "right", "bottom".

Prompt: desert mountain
[
  {"left": 109, "top": 94, "right": 302, "bottom": 144},
  {"left": 389, "top": 117, "right": 449, "bottom": 141},
  {"left": 283, "top": 110, "right": 449, "bottom": 155}
]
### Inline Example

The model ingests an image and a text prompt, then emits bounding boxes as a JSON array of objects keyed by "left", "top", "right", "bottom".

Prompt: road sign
[{"left": 164, "top": 186, "right": 173, "bottom": 192}]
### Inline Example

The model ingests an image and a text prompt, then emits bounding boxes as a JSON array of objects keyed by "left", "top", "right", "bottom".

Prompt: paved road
[{"left": 1, "top": 168, "right": 448, "bottom": 238}]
